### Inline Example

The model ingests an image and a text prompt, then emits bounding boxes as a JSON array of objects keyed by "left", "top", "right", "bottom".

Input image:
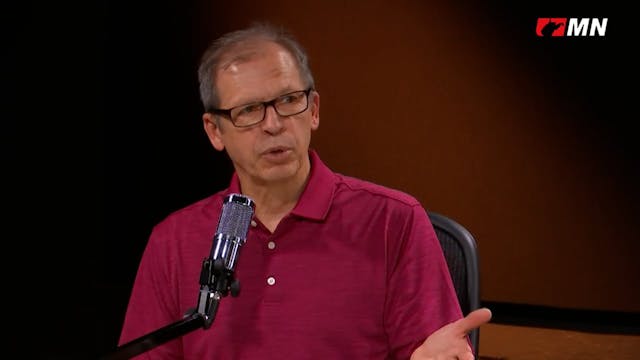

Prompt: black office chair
[{"left": 428, "top": 211, "right": 481, "bottom": 359}]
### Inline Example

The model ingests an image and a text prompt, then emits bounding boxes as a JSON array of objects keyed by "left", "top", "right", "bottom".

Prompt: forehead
[
  {"left": 214, "top": 41, "right": 304, "bottom": 107},
  {"left": 215, "top": 40, "right": 303, "bottom": 95},
  {"left": 219, "top": 40, "right": 292, "bottom": 69}
]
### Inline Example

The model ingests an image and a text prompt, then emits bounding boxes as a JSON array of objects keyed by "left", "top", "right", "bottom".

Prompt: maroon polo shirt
[{"left": 119, "top": 150, "right": 463, "bottom": 359}]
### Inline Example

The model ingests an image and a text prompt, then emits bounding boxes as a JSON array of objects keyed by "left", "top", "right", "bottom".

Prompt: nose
[{"left": 260, "top": 104, "right": 284, "bottom": 134}]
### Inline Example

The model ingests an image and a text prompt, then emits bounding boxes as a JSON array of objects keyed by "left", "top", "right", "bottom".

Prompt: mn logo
[{"left": 536, "top": 18, "right": 608, "bottom": 37}]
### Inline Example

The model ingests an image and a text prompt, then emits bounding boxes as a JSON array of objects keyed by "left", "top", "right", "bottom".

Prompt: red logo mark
[{"left": 536, "top": 18, "right": 567, "bottom": 37}]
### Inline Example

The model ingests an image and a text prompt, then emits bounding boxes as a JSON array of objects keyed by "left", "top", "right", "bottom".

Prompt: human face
[{"left": 202, "top": 41, "right": 320, "bottom": 188}]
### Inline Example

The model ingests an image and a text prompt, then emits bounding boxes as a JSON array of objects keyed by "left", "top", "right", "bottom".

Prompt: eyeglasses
[{"left": 208, "top": 88, "right": 313, "bottom": 128}]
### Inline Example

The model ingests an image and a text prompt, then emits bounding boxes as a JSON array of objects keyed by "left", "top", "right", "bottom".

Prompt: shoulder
[
  {"left": 333, "top": 173, "right": 422, "bottom": 209},
  {"left": 152, "top": 191, "right": 226, "bottom": 234},
  {"left": 330, "top": 173, "right": 430, "bottom": 225}
]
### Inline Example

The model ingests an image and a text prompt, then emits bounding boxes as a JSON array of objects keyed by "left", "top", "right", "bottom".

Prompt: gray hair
[{"left": 197, "top": 23, "right": 315, "bottom": 111}]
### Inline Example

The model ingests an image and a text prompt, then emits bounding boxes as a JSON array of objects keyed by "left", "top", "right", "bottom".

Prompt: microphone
[
  {"left": 197, "top": 193, "right": 255, "bottom": 327},
  {"left": 104, "top": 194, "right": 255, "bottom": 358},
  {"left": 210, "top": 193, "right": 255, "bottom": 274}
]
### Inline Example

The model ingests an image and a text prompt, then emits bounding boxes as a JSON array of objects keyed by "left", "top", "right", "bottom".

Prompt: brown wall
[{"left": 194, "top": 1, "right": 638, "bottom": 312}]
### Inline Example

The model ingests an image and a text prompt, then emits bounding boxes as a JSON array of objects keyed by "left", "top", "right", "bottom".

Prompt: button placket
[{"left": 266, "top": 236, "right": 276, "bottom": 286}]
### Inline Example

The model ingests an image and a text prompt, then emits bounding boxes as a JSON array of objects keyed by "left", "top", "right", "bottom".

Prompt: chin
[{"left": 259, "top": 162, "right": 300, "bottom": 183}]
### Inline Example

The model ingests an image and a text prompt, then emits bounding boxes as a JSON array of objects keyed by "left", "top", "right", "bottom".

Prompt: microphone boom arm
[
  {"left": 197, "top": 243, "right": 243, "bottom": 329},
  {"left": 101, "top": 194, "right": 254, "bottom": 359}
]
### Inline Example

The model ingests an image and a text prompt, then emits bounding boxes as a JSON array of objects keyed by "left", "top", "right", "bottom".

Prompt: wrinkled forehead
[
  {"left": 217, "top": 40, "right": 295, "bottom": 74},
  {"left": 214, "top": 40, "right": 303, "bottom": 105}
]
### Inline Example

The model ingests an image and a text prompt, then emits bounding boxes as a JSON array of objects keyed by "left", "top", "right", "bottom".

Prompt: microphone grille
[{"left": 216, "top": 194, "right": 255, "bottom": 239}]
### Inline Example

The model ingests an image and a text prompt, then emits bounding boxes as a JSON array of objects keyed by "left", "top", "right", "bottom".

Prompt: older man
[{"left": 118, "top": 23, "right": 490, "bottom": 360}]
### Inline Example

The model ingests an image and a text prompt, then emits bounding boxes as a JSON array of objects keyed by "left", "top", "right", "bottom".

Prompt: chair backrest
[{"left": 428, "top": 211, "right": 480, "bottom": 358}]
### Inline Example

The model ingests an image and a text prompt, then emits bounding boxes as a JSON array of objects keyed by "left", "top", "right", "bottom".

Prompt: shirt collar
[{"left": 225, "top": 149, "right": 335, "bottom": 221}]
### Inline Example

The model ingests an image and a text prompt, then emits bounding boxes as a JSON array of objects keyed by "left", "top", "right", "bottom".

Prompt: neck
[
  {"left": 238, "top": 157, "right": 311, "bottom": 231},
  {"left": 248, "top": 180, "right": 305, "bottom": 216}
]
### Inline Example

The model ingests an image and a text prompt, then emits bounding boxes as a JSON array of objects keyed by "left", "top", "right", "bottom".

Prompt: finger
[
  {"left": 459, "top": 352, "right": 475, "bottom": 360},
  {"left": 454, "top": 307, "right": 492, "bottom": 335}
]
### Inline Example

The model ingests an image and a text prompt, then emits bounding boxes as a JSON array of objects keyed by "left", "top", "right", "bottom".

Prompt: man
[{"left": 118, "top": 23, "right": 491, "bottom": 359}]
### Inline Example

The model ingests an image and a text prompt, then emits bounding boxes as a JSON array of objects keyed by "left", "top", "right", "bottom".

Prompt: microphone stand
[{"left": 101, "top": 257, "right": 240, "bottom": 359}]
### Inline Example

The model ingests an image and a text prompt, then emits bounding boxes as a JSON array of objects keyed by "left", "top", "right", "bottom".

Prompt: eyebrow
[{"left": 233, "top": 87, "right": 299, "bottom": 107}]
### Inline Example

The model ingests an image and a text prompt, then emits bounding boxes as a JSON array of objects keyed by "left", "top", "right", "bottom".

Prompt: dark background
[{"left": 5, "top": 1, "right": 635, "bottom": 359}]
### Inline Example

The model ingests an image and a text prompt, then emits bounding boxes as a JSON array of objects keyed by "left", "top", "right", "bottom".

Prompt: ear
[
  {"left": 203, "top": 112, "right": 226, "bottom": 151},
  {"left": 310, "top": 91, "right": 320, "bottom": 130}
]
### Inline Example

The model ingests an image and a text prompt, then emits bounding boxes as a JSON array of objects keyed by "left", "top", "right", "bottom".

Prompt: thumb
[{"left": 453, "top": 307, "right": 492, "bottom": 335}]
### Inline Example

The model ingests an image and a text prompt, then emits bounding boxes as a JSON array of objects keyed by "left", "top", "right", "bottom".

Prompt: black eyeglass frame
[{"left": 207, "top": 88, "right": 314, "bottom": 128}]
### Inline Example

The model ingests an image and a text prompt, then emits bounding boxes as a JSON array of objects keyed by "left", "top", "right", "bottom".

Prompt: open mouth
[
  {"left": 263, "top": 146, "right": 290, "bottom": 154},
  {"left": 262, "top": 147, "right": 292, "bottom": 161}
]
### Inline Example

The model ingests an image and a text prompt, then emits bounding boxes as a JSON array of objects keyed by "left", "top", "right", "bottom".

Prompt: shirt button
[
  {"left": 267, "top": 241, "right": 276, "bottom": 250},
  {"left": 266, "top": 276, "right": 276, "bottom": 286},
  {"left": 250, "top": 220, "right": 257, "bottom": 227}
]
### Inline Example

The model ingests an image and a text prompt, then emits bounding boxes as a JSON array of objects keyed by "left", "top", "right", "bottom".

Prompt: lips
[
  {"left": 259, "top": 146, "right": 293, "bottom": 163},
  {"left": 261, "top": 145, "right": 291, "bottom": 155}
]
